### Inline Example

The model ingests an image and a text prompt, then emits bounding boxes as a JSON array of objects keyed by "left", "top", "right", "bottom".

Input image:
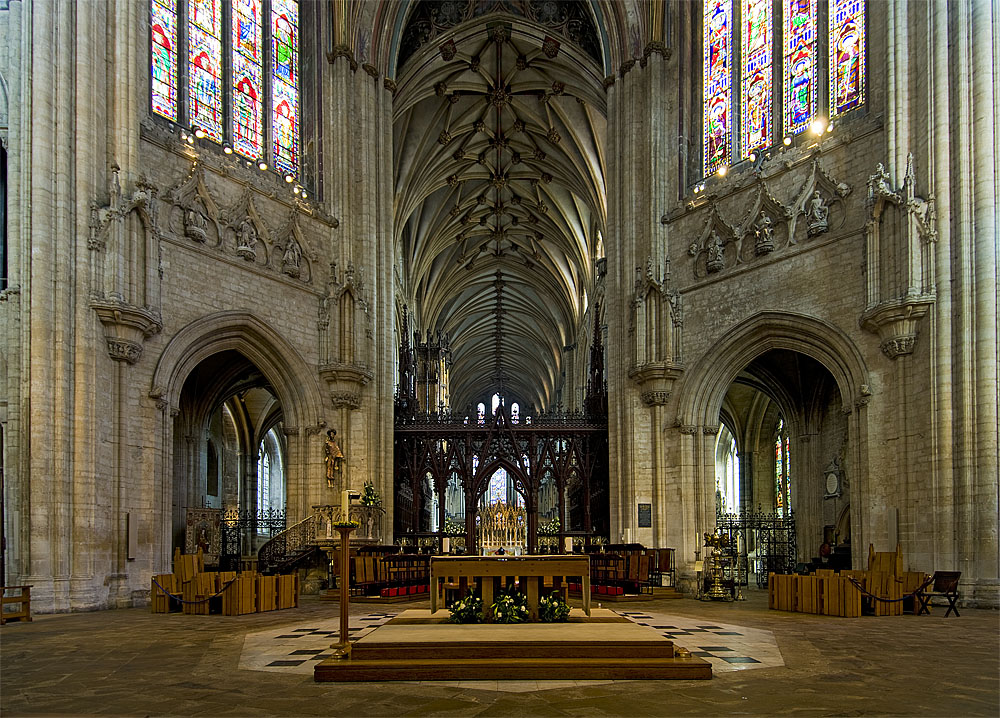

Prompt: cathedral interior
[{"left": 0, "top": 0, "right": 998, "bottom": 713}]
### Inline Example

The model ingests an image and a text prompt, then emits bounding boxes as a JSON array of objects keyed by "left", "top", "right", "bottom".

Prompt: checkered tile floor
[
  {"left": 238, "top": 612, "right": 397, "bottom": 673},
  {"left": 616, "top": 611, "right": 783, "bottom": 672}
]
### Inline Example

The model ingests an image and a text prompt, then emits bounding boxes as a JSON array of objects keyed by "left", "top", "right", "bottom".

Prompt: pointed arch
[
  {"left": 675, "top": 311, "right": 869, "bottom": 428},
  {"left": 149, "top": 310, "right": 323, "bottom": 429}
]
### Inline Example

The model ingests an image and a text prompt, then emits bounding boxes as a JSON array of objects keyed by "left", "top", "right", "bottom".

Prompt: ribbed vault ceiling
[{"left": 393, "top": 18, "right": 607, "bottom": 411}]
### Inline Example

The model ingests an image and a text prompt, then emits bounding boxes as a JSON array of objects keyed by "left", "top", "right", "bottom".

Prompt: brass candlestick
[
  {"left": 331, "top": 523, "right": 357, "bottom": 658},
  {"left": 702, "top": 528, "right": 734, "bottom": 602}
]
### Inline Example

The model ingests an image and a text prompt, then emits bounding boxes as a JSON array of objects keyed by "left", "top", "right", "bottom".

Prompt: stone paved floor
[{"left": 1, "top": 591, "right": 997, "bottom": 717}]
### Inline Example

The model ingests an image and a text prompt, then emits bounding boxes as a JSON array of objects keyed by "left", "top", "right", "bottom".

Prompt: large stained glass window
[
  {"left": 703, "top": 0, "right": 732, "bottom": 175},
  {"left": 150, "top": 0, "right": 179, "bottom": 121},
  {"left": 188, "top": 0, "right": 224, "bottom": 142},
  {"left": 701, "top": 0, "right": 866, "bottom": 179},
  {"left": 232, "top": 0, "right": 263, "bottom": 159},
  {"left": 741, "top": 0, "right": 772, "bottom": 158},
  {"left": 829, "top": 0, "right": 865, "bottom": 117},
  {"left": 271, "top": 0, "right": 299, "bottom": 177},
  {"left": 149, "top": 1, "right": 302, "bottom": 178},
  {"left": 783, "top": 0, "right": 817, "bottom": 135}
]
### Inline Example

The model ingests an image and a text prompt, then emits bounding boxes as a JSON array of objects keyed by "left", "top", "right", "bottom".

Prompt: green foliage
[
  {"left": 538, "top": 591, "right": 571, "bottom": 622},
  {"left": 448, "top": 595, "right": 483, "bottom": 624},
  {"left": 491, "top": 591, "right": 529, "bottom": 624},
  {"left": 360, "top": 481, "right": 382, "bottom": 507}
]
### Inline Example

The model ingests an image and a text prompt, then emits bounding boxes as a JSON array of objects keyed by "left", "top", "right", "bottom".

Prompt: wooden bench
[
  {"left": 1, "top": 585, "right": 33, "bottom": 625},
  {"left": 916, "top": 571, "right": 961, "bottom": 617}
]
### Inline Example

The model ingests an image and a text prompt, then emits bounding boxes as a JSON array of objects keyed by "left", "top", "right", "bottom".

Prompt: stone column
[
  {"left": 604, "top": 49, "right": 674, "bottom": 546},
  {"left": 322, "top": 54, "right": 395, "bottom": 543}
]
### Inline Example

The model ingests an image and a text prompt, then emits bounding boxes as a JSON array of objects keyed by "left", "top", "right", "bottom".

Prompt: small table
[{"left": 430, "top": 555, "right": 590, "bottom": 620}]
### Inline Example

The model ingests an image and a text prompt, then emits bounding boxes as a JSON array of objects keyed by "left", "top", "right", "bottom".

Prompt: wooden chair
[{"left": 916, "top": 571, "right": 961, "bottom": 617}]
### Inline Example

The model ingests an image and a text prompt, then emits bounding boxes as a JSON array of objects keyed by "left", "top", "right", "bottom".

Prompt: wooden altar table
[{"left": 430, "top": 555, "right": 590, "bottom": 620}]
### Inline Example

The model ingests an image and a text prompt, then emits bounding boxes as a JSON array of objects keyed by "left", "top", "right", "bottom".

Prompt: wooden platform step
[{"left": 315, "top": 655, "right": 712, "bottom": 682}]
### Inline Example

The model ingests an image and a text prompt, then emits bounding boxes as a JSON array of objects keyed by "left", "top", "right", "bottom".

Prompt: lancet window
[
  {"left": 702, "top": 0, "right": 866, "bottom": 177},
  {"left": 149, "top": 0, "right": 301, "bottom": 179},
  {"left": 775, "top": 419, "right": 791, "bottom": 516}
]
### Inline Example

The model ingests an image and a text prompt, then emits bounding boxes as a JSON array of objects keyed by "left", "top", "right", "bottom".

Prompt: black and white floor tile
[{"left": 617, "top": 610, "right": 783, "bottom": 672}]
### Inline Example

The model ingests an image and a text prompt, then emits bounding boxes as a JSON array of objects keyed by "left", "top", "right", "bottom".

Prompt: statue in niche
[
  {"left": 706, "top": 231, "right": 725, "bottom": 273},
  {"left": 236, "top": 218, "right": 257, "bottom": 261},
  {"left": 807, "top": 191, "right": 830, "bottom": 236},
  {"left": 282, "top": 237, "right": 302, "bottom": 277},
  {"left": 753, "top": 213, "right": 775, "bottom": 255},
  {"left": 185, "top": 208, "right": 208, "bottom": 243},
  {"left": 325, "top": 429, "right": 344, "bottom": 488}
]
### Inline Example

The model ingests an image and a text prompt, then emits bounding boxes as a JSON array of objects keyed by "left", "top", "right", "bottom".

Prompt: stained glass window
[
  {"left": 741, "top": 0, "right": 772, "bottom": 158},
  {"left": 829, "top": 0, "right": 865, "bottom": 116},
  {"left": 151, "top": 0, "right": 179, "bottom": 120},
  {"left": 488, "top": 467, "right": 508, "bottom": 505},
  {"left": 232, "top": 0, "right": 263, "bottom": 158},
  {"left": 775, "top": 419, "right": 790, "bottom": 516},
  {"left": 188, "top": 0, "right": 223, "bottom": 142},
  {"left": 703, "top": 0, "right": 732, "bottom": 175},
  {"left": 783, "top": 0, "right": 817, "bottom": 135},
  {"left": 271, "top": 0, "right": 299, "bottom": 177}
]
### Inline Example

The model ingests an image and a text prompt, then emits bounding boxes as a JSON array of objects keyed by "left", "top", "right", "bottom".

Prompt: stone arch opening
[
  {"left": 675, "top": 312, "right": 869, "bottom": 573},
  {"left": 149, "top": 311, "right": 324, "bottom": 567}
]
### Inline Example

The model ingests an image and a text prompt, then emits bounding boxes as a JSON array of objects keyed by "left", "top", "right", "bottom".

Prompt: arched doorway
[
  {"left": 149, "top": 311, "right": 325, "bottom": 571},
  {"left": 171, "top": 350, "right": 287, "bottom": 564},
  {"left": 714, "top": 349, "right": 851, "bottom": 582},
  {"left": 675, "top": 312, "right": 870, "bottom": 579}
]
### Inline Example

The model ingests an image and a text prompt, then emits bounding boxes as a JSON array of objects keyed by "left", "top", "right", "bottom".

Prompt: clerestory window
[
  {"left": 702, "top": 0, "right": 866, "bottom": 178},
  {"left": 150, "top": 0, "right": 301, "bottom": 179}
]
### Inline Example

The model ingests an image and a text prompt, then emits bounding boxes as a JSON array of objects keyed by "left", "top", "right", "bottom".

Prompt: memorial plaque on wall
[{"left": 637, "top": 503, "right": 652, "bottom": 528}]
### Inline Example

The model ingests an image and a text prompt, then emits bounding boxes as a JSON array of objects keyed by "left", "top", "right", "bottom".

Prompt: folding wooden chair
[{"left": 916, "top": 571, "right": 961, "bottom": 617}]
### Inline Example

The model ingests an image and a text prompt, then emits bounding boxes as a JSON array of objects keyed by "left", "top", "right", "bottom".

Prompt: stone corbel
[
  {"left": 629, "top": 362, "right": 684, "bottom": 406},
  {"left": 91, "top": 299, "right": 163, "bottom": 364},
  {"left": 860, "top": 295, "right": 935, "bottom": 359},
  {"left": 320, "top": 362, "right": 373, "bottom": 410}
]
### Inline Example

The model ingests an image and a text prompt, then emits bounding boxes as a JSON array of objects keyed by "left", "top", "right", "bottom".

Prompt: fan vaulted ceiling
[{"left": 393, "top": 5, "right": 608, "bottom": 411}]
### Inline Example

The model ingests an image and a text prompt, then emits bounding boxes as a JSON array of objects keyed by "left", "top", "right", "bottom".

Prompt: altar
[{"left": 430, "top": 555, "right": 591, "bottom": 620}]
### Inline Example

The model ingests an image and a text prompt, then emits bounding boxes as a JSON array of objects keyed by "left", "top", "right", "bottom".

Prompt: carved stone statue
[
  {"left": 236, "top": 218, "right": 257, "bottom": 261},
  {"left": 806, "top": 191, "right": 829, "bottom": 236},
  {"left": 706, "top": 231, "right": 725, "bottom": 273},
  {"left": 185, "top": 208, "right": 208, "bottom": 243},
  {"left": 282, "top": 238, "right": 302, "bottom": 277},
  {"left": 325, "top": 429, "right": 344, "bottom": 487},
  {"left": 753, "top": 213, "right": 775, "bottom": 255}
]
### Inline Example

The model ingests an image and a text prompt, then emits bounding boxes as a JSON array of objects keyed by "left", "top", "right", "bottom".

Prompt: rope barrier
[
  {"left": 151, "top": 576, "right": 240, "bottom": 605},
  {"left": 844, "top": 575, "right": 934, "bottom": 604}
]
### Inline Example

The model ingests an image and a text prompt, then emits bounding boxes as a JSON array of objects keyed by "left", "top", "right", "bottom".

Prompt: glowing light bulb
[
  {"left": 258, "top": 160, "right": 268, "bottom": 171},
  {"left": 223, "top": 145, "right": 233, "bottom": 155},
  {"left": 718, "top": 165, "right": 728, "bottom": 177},
  {"left": 783, "top": 136, "right": 792, "bottom": 146}
]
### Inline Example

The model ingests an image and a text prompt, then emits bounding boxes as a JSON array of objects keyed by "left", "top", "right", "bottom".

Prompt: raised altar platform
[{"left": 314, "top": 608, "right": 712, "bottom": 682}]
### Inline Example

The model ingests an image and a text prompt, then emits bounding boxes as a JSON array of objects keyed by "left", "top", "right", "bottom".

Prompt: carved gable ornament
[{"left": 859, "top": 154, "right": 937, "bottom": 359}]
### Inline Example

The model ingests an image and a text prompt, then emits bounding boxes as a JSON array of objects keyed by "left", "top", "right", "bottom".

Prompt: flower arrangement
[
  {"left": 360, "top": 481, "right": 382, "bottom": 507},
  {"left": 443, "top": 517, "right": 465, "bottom": 535},
  {"left": 537, "top": 517, "right": 561, "bottom": 535},
  {"left": 490, "top": 590, "right": 529, "bottom": 624},
  {"left": 332, "top": 519, "right": 360, "bottom": 529},
  {"left": 448, "top": 595, "right": 483, "bottom": 624},
  {"left": 538, "top": 591, "right": 571, "bottom": 622}
]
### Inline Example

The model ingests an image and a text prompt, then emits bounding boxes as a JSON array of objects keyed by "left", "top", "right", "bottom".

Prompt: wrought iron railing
[
  {"left": 716, "top": 508, "right": 796, "bottom": 588},
  {"left": 218, "top": 507, "right": 287, "bottom": 571},
  {"left": 257, "top": 513, "right": 319, "bottom": 575}
]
